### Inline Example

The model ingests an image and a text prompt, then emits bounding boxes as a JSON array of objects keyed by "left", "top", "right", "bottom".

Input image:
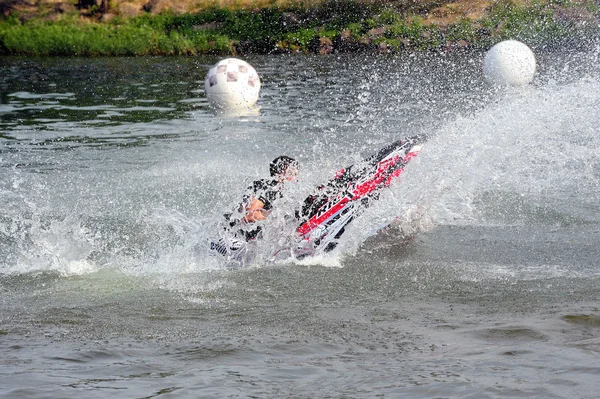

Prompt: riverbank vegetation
[{"left": 1, "top": 0, "right": 598, "bottom": 56}]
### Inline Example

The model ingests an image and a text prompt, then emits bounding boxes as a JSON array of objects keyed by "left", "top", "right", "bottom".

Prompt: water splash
[{"left": 2, "top": 50, "right": 600, "bottom": 276}]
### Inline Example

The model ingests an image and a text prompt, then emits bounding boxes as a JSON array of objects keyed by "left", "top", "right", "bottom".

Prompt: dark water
[{"left": 1, "top": 49, "right": 600, "bottom": 398}]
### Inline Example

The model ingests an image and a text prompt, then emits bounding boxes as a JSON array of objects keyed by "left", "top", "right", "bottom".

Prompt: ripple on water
[
  {"left": 474, "top": 327, "right": 548, "bottom": 342},
  {"left": 561, "top": 314, "right": 600, "bottom": 327}
]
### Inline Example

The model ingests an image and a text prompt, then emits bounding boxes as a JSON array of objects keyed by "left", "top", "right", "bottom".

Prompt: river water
[{"left": 1, "top": 47, "right": 600, "bottom": 398}]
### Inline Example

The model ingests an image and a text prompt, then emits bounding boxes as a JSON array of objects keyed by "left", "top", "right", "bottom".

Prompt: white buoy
[
  {"left": 483, "top": 40, "right": 536, "bottom": 86},
  {"left": 204, "top": 58, "right": 261, "bottom": 110}
]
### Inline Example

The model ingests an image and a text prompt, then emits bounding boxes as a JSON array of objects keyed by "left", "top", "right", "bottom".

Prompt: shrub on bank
[
  {"left": 0, "top": 0, "right": 598, "bottom": 56},
  {"left": 0, "top": 15, "right": 233, "bottom": 55}
]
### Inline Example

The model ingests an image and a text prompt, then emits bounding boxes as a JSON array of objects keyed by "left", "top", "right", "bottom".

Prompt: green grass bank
[{"left": 1, "top": 0, "right": 599, "bottom": 56}]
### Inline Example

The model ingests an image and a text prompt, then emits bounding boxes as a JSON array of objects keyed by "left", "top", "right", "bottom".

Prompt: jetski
[{"left": 274, "top": 135, "right": 424, "bottom": 260}]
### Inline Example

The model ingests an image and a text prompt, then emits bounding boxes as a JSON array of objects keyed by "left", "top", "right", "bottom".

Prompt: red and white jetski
[{"left": 274, "top": 135, "right": 424, "bottom": 260}]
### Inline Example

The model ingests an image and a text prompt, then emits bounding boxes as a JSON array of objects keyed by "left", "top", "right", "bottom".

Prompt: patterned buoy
[{"left": 204, "top": 58, "right": 261, "bottom": 110}]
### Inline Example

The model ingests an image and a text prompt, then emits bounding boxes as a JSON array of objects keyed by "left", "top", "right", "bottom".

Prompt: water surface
[{"left": 1, "top": 49, "right": 600, "bottom": 398}]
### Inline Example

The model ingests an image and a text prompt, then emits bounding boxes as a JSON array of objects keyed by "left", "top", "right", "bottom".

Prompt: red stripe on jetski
[
  {"left": 351, "top": 149, "right": 419, "bottom": 199},
  {"left": 351, "top": 155, "right": 400, "bottom": 198},
  {"left": 297, "top": 196, "right": 350, "bottom": 236}
]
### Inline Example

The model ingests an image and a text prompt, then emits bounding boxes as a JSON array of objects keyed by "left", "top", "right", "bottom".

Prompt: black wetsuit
[{"left": 227, "top": 178, "right": 284, "bottom": 241}]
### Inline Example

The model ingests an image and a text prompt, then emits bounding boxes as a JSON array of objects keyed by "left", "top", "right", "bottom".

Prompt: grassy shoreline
[{"left": 1, "top": 0, "right": 599, "bottom": 56}]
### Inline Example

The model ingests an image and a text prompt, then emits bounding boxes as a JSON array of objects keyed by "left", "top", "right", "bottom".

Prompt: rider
[
  {"left": 211, "top": 155, "right": 300, "bottom": 258},
  {"left": 233, "top": 155, "right": 300, "bottom": 240}
]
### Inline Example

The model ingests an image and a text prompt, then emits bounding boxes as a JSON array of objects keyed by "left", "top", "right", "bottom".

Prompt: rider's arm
[{"left": 242, "top": 197, "right": 267, "bottom": 223}]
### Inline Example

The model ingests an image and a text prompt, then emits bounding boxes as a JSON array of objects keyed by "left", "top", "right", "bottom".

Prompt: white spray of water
[{"left": 333, "top": 73, "right": 600, "bottom": 258}]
